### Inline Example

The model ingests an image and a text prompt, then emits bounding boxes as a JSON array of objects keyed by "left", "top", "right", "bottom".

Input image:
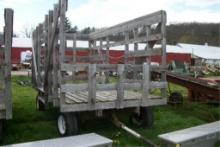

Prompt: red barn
[
  {"left": 11, "top": 38, "right": 193, "bottom": 67},
  {"left": 12, "top": 38, "right": 32, "bottom": 65}
]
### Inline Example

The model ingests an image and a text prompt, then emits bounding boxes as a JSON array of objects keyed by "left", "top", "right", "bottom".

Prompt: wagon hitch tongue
[{"left": 111, "top": 113, "right": 159, "bottom": 147}]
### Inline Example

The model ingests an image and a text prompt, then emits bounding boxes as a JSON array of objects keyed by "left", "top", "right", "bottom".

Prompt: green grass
[{"left": 1, "top": 76, "right": 220, "bottom": 146}]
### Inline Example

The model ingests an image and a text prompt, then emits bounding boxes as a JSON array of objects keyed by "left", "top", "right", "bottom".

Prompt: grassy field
[{"left": 1, "top": 76, "right": 220, "bottom": 146}]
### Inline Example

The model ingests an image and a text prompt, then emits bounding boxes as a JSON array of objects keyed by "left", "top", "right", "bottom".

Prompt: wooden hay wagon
[
  {"left": 32, "top": 0, "right": 167, "bottom": 136},
  {"left": 0, "top": 8, "right": 13, "bottom": 138}
]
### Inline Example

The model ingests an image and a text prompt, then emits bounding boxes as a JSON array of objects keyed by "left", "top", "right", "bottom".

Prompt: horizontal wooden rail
[
  {"left": 93, "top": 34, "right": 162, "bottom": 49},
  {"left": 61, "top": 81, "right": 167, "bottom": 93},
  {"left": 89, "top": 10, "right": 165, "bottom": 39},
  {"left": 126, "top": 48, "right": 162, "bottom": 57},
  {"left": 97, "top": 83, "right": 117, "bottom": 91},
  {"left": 64, "top": 55, "right": 106, "bottom": 63},
  {"left": 150, "top": 82, "right": 167, "bottom": 89},
  {"left": 61, "top": 63, "right": 167, "bottom": 72},
  {"left": 61, "top": 83, "right": 88, "bottom": 93},
  {"left": 65, "top": 33, "right": 90, "bottom": 41},
  {"left": 66, "top": 47, "right": 90, "bottom": 51}
]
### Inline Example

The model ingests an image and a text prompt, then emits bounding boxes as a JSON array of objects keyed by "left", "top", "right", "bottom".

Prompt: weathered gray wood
[
  {"left": 61, "top": 96, "right": 166, "bottom": 112},
  {"left": 88, "top": 64, "right": 96, "bottom": 105},
  {"left": 124, "top": 32, "right": 129, "bottom": 63},
  {"left": 150, "top": 82, "right": 167, "bottom": 89},
  {"left": 52, "top": 11, "right": 59, "bottom": 105},
  {"left": 31, "top": 0, "right": 167, "bottom": 114},
  {"left": 90, "top": 10, "right": 164, "bottom": 39},
  {"left": 59, "top": 0, "right": 66, "bottom": 64},
  {"left": 47, "top": 10, "right": 55, "bottom": 92},
  {"left": 61, "top": 63, "right": 118, "bottom": 72},
  {"left": 90, "top": 55, "right": 106, "bottom": 62},
  {"left": 35, "top": 26, "right": 41, "bottom": 80},
  {"left": 31, "top": 30, "right": 39, "bottom": 88},
  {"left": 73, "top": 33, "right": 77, "bottom": 64},
  {"left": 72, "top": 33, "right": 77, "bottom": 80},
  {"left": 97, "top": 64, "right": 117, "bottom": 71},
  {"left": 3, "top": 8, "right": 13, "bottom": 119},
  {"left": 117, "top": 64, "right": 125, "bottom": 108},
  {"left": 93, "top": 34, "right": 162, "bottom": 49},
  {"left": 44, "top": 3, "right": 61, "bottom": 101},
  {"left": 145, "top": 26, "right": 151, "bottom": 87},
  {"left": 64, "top": 56, "right": 89, "bottom": 63},
  {"left": 61, "top": 63, "right": 88, "bottom": 71},
  {"left": 66, "top": 47, "right": 90, "bottom": 51},
  {"left": 65, "top": 33, "right": 90, "bottom": 41},
  {"left": 133, "top": 28, "right": 138, "bottom": 79},
  {"left": 161, "top": 11, "right": 167, "bottom": 99},
  {"left": 106, "top": 37, "right": 110, "bottom": 64},
  {"left": 0, "top": 34, "right": 4, "bottom": 45},
  {"left": 126, "top": 48, "right": 162, "bottom": 57},
  {"left": 124, "top": 83, "right": 141, "bottom": 90},
  {"left": 97, "top": 84, "right": 117, "bottom": 91},
  {"left": 142, "top": 63, "right": 150, "bottom": 104},
  {"left": 61, "top": 84, "right": 88, "bottom": 93}
]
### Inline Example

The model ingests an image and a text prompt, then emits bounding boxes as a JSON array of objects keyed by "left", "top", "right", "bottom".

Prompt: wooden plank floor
[{"left": 65, "top": 90, "right": 159, "bottom": 104}]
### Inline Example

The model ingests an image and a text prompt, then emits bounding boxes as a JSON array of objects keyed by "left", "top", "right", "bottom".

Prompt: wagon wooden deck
[{"left": 63, "top": 90, "right": 166, "bottom": 112}]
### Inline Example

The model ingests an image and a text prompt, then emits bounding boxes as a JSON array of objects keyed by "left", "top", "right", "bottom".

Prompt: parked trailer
[
  {"left": 167, "top": 72, "right": 220, "bottom": 103},
  {"left": 32, "top": 0, "right": 167, "bottom": 136},
  {"left": 0, "top": 9, "right": 13, "bottom": 138}
]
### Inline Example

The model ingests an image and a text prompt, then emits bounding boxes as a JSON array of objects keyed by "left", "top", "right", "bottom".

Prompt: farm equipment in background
[
  {"left": 12, "top": 50, "right": 32, "bottom": 70},
  {"left": 166, "top": 60, "right": 220, "bottom": 104},
  {"left": 21, "top": 50, "right": 32, "bottom": 69}
]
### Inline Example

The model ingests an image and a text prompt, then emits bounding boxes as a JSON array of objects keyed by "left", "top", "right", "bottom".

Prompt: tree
[
  {"left": 167, "top": 23, "right": 220, "bottom": 46},
  {"left": 21, "top": 25, "right": 34, "bottom": 38},
  {"left": 70, "top": 25, "right": 78, "bottom": 33},
  {"left": 65, "top": 17, "right": 72, "bottom": 32},
  {"left": 81, "top": 27, "right": 96, "bottom": 34}
]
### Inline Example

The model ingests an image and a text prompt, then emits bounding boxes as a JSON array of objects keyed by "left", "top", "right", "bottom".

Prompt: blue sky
[{"left": 0, "top": 0, "right": 220, "bottom": 36}]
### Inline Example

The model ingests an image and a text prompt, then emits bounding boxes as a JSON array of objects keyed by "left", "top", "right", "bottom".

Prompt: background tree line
[
  {"left": 167, "top": 23, "right": 219, "bottom": 46},
  {"left": 19, "top": 17, "right": 219, "bottom": 47}
]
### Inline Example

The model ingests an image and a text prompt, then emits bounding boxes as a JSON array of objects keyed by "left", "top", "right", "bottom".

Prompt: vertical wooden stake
[
  {"left": 88, "top": 64, "right": 96, "bottom": 106},
  {"left": 142, "top": 63, "right": 150, "bottom": 105},
  {"left": 161, "top": 11, "right": 167, "bottom": 99},
  {"left": 4, "top": 8, "right": 13, "bottom": 119},
  {"left": 117, "top": 64, "right": 125, "bottom": 109}
]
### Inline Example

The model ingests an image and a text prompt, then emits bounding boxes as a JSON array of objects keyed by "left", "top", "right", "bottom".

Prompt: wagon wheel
[
  {"left": 130, "top": 107, "right": 154, "bottom": 128},
  {"left": 36, "top": 94, "right": 45, "bottom": 111},
  {"left": 57, "top": 113, "right": 79, "bottom": 136},
  {"left": 169, "top": 91, "right": 183, "bottom": 105}
]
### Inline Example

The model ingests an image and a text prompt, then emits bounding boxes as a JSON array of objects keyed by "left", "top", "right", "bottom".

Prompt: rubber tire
[
  {"left": 130, "top": 107, "right": 154, "bottom": 128},
  {"left": 169, "top": 92, "right": 183, "bottom": 104},
  {"left": 57, "top": 113, "right": 79, "bottom": 136}
]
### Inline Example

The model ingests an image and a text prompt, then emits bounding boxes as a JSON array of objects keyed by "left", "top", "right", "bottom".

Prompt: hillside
[{"left": 167, "top": 23, "right": 220, "bottom": 46}]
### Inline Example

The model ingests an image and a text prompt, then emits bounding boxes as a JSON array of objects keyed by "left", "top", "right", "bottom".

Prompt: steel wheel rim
[{"left": 58, "top": 115, "right": 66, "bottom": 135}]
